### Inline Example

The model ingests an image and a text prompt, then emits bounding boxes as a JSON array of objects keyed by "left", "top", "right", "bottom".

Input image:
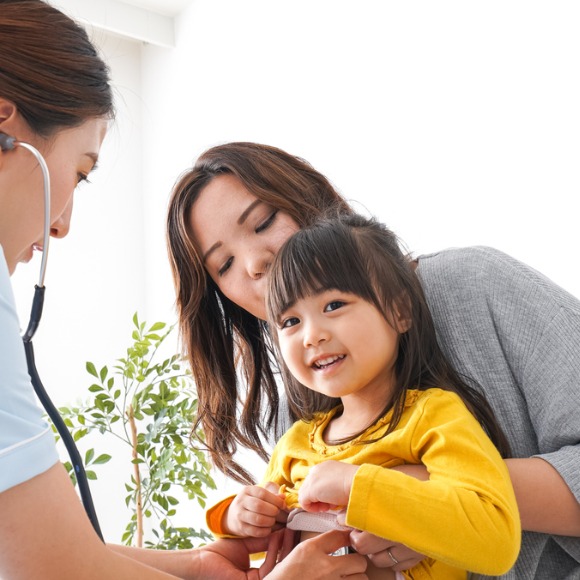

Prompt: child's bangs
[{"left": 268, "top": 224, "right": 375, "bottom": 319}]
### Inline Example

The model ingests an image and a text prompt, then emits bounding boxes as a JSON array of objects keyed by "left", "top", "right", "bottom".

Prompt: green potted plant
[{"left": 55, "top": 313, "right": 215, "bottom": 549}]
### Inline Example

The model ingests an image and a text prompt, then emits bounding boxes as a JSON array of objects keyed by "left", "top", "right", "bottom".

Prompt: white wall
[
  {"left": 144, "top": 0, "right": 580, "bottom": 299},
  {"left": 140, "top": 0, "right": 580, "bottom": 523},
  {"left": 12, "top": 0, "right": 580, "bottom": 543}
]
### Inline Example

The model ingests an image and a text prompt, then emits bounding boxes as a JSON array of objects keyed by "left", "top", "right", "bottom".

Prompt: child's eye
[
  {"left": 324, "top": 300, "right": 345, "bottom": 312},
  {"left": 255, "top": 210, "right": 278, "bottom": 233},
  {"left": 280, "top": 316, "right": 300, "bottom": 329},
  {"left": 218, "top": 256, "right": 233, "bottom": 277}
]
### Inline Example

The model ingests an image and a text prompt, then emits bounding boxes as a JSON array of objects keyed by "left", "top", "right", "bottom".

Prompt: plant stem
[{"left": 127, "top": 404, "right": 144, "bottom": 548}]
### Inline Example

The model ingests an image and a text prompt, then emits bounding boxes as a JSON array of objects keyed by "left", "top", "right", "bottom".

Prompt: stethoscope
[{"left": 0, "top": 132, "right": 104, "bottom": 541}]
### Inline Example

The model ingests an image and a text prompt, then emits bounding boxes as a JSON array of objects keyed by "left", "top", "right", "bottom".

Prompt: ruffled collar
[{"left": 308, "top": 389, "right": 422, "bottom": 455}]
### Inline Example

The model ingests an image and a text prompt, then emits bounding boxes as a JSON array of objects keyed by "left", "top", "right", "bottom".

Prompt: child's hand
[
  {"left": 224, "top": 483, "right": 288, "bottom": 537},
  {"left": 298, "top": 461, "right": 360, "bottom": 512}
]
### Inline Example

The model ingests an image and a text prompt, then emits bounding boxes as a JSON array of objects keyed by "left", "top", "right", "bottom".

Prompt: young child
[{"left": 206, "top": 214, "right": 521, "bottom": 579}]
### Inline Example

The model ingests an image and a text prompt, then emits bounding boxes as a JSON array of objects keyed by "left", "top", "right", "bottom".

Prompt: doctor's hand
[
  {"left": 198, "top": 529, "right": 368, "bottom": 580},
  {"left": 298, "top": 461, "right": 360, "bottom": 512},
  {"left": 266, "top": 530, "right": 368, "bottom": 580},
  {"left": 225, "top": 482, "right": 288, "bottom": 537},
  {"left": 196, "top": 529, "right": 290, "bottom": 579}
]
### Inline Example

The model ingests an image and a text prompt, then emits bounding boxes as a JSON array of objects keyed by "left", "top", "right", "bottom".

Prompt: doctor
[{"left": 0, "top": 2, "right": 367, "bottom": 579}]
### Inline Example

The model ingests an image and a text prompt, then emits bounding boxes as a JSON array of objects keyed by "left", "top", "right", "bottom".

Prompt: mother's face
[{"left": 189, "top": 174, "right": 299, "bottom": 320}]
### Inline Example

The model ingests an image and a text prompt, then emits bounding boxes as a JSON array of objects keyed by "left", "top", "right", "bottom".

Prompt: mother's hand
[{"left": 348, "top": 529, "right": 425, "bottom": 572}]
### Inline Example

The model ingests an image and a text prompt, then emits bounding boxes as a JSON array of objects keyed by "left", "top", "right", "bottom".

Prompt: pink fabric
[{"left": 286, "top": 508, "right": 350, "bottom": 533}]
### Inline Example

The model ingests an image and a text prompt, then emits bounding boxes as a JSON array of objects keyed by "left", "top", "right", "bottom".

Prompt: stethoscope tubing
[
  {"left": 23, "top": 291, "right": 104, "bottom": 541},
  {"left": 13, "top": 139, "right": 104, "bottom": 541}
]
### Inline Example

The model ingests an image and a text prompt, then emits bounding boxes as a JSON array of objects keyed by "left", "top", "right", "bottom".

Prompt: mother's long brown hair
[{"left": 166, "top": 142, "right": 352, "bottom": 482}]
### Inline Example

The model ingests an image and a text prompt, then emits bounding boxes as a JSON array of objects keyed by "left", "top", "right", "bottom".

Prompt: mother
[{"left": 167, "top": 141, "right": 580, "bottom": 579}]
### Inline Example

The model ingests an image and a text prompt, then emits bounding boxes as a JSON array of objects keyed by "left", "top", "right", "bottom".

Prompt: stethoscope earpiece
[{"left": 0, "top": 132, "right": 16, "bottom": 151}]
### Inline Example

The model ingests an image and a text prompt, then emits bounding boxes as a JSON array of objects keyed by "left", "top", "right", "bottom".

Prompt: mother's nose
[{"left": 245, "top": 250, "right": 271, "bottom": 280}]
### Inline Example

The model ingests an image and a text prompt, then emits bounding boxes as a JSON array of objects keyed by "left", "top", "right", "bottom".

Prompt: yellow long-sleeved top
[{"left": 207, "top": 388, "right": 521, "bottom": 577}]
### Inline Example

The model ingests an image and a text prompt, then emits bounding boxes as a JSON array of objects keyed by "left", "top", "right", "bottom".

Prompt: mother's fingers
[
  {"left": 367, "top": 546, "right": 425, "bottom": 572},
  {"left": 349, "top": 529, "right": 389, "bottom": 556}
]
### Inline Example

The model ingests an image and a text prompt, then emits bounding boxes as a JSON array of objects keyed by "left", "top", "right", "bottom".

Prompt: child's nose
[{"left": 303, "top": 321, "right": 330, "bottom": 348}]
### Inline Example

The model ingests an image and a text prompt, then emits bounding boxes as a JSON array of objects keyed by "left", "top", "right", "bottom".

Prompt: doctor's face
[
  {"left": 0, "top": 117, "right": 108, "bottom": 274},
  {"left": 189, "top": 174, "right": 299, "bottom": 319}
]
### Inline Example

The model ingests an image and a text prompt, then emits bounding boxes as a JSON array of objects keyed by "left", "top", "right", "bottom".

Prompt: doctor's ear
[{"left": 0, "top": 100, "right": 19, "bottom": 154}]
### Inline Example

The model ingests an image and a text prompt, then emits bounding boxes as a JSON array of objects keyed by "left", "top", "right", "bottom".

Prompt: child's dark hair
[{"left": 266, "top": 213, "right": 511, "bottom": 457}]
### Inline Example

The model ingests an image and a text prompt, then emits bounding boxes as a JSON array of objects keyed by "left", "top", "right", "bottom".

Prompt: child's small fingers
[
  {"left": 242, "top": 508, "right": 278, "bottom": 530},
  {"left": 262, "top": 481, "right": 280, "bottom": 494},
  {"left": 275, "top": 509, "right": 289, "bottom": 524},
  {"left": 240, "top": 523, "right": 274, "bottom": 538},
  {"left": 246, "top": 496, "right": 284, "bottom": 517}
]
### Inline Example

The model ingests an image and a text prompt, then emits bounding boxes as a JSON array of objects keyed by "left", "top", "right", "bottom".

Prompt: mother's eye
[
  {"left": 218, "top": 256, "right": 233, "bottom": 277},
  {"left": 255, "top": 210, "right": 278, "bottom": 233}
]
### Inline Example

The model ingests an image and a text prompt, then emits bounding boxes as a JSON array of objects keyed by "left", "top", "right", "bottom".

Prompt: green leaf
[
  {"left": 85, "top": 448, "right": 95, "bottom": 465},
  {"left": 73, "top": 428, "right": 87, "bottom": 442},
  {"left": 93, "top": 454, "right": 112, "bottom": 465},
  {"left": 86, "top": 361, "right": 98, "bottom": 378},
  {"left": 86, "top": 470, "right": 97, "bottom": 480}
]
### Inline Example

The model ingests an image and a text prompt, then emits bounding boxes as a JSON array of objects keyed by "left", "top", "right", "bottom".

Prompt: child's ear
[{"left": 393, "top": 294, "right": 412, "bottom": 333}]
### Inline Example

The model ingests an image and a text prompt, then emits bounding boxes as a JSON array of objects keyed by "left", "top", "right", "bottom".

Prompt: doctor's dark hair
[
  {"left": 167, "top": 142, "right": 352, "bottom": 483},
  {"left": 0, "top": 0, "right": 114, "bottom": 136},
  {"left": 266, "top": 214, "right": 511, "bottom": 456}
]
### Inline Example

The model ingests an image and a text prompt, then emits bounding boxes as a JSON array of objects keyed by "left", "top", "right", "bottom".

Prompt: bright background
[{"left": 12, "top": 0, "right": 580, "bottom": 542}]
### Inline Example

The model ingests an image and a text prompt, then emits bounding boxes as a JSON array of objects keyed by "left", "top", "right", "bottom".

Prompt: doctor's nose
[{"left": 50, "top": 199, "right": 73, "bottom": 239}]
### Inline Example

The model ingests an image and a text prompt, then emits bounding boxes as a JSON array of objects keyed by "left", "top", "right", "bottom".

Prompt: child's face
[{"left": 276, "top": 290, "right": 402, "bottom": 404}]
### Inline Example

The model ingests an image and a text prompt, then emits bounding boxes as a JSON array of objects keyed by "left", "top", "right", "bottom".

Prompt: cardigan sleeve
[
  {"left": 418, "top": 246, "right": 580, "bottom": 565},
  {"left": 345, "top": 390, "right": 520, "bottom": 576}
]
